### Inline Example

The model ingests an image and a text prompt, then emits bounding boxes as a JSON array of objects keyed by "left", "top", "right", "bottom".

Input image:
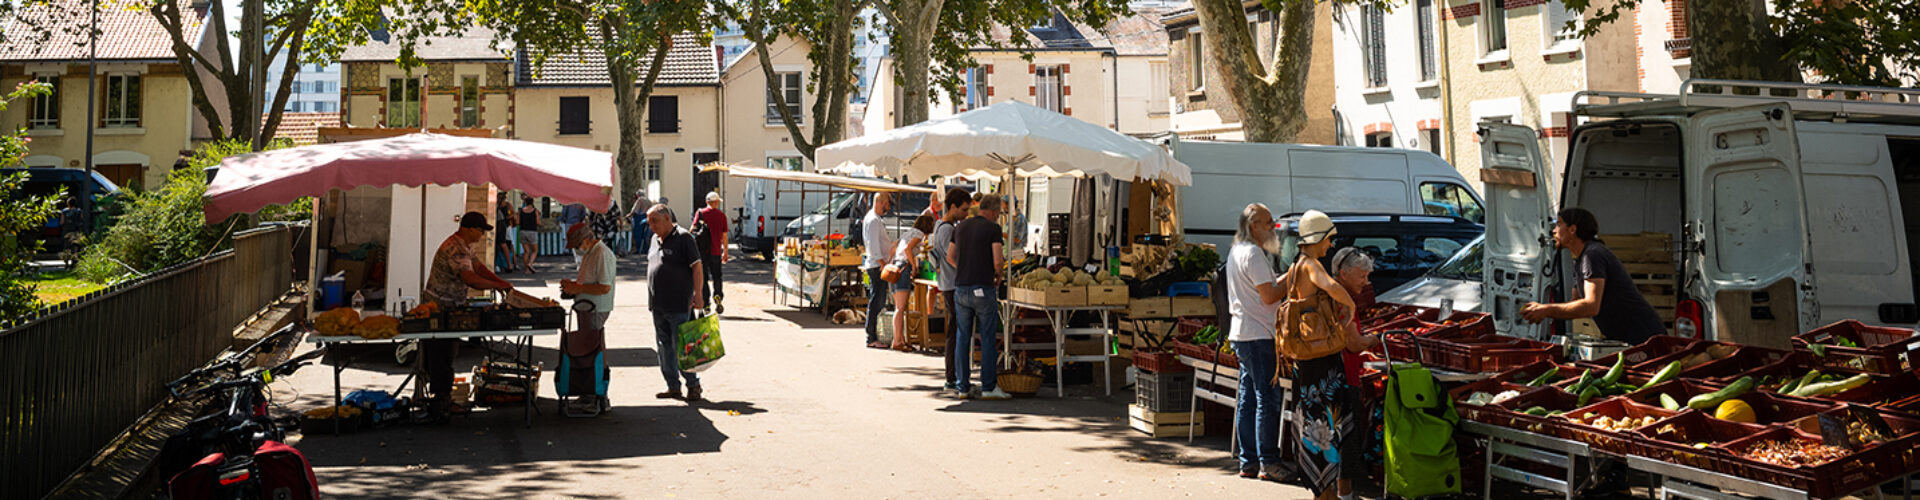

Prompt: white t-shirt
[
  {"left": 861, "top": 210, "right": 892, "bottom": 270},
  {"left": 576, "top": 240, "right": 617, "bottom": 313},
  {"left": 1227, "top": 241, "right": 1282, "bottom": 343},
  {"left": 893, "top": 228, "right": 924, "bottom": 263}
]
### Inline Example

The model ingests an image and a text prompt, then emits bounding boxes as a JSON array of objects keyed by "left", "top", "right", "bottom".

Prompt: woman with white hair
[{"left": 1284, "top": 211, "right": 1379, "bottom": 500}]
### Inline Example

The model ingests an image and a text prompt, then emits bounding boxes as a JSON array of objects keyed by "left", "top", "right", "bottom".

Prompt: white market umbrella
[{"left": 816, "top": 101, "right": 1191, "bottom": 186}]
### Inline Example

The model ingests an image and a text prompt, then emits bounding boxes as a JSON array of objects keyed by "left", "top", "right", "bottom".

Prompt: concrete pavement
[{"left": 275, "top": 254, "right": 1311, "bottom": 498}]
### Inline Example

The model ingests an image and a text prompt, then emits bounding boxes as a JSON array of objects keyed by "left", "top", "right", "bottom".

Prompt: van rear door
[
  {"left": 1480, "top": 123, "right": 1557, "bottom": 339},
  {"left": 1685, "top": 104, "right": 1814, "bottom": 343}
]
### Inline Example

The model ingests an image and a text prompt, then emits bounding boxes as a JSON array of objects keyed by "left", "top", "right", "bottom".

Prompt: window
[
  {"left": 1417, "top": 0, "right": 1438, "bottom": 80},
  {"left": 1034, "top": 65, "right": 1062, "bottom": 112},
  {"left": 966, "top": 67, "right": 990, "bottom": 109},
  {"left": 1481, "top": 0, "right": 1508, "bottom": 55},
  {"left": 288, "top": 101, "right": 303, "bottom": 112},
  {"left": 103, "top": 74, "right": 140, "bottom": 128},
  {"left": 290, "top": 82, "right": 302, "bottom": 95},
  {"left": 1148, "top": 62, "right": 1170, "bottom": 113},
  {"left": 1188, "top": 31, "right": 1205, "bottom": 91},
  {"left": 311, "top": 63, "right": 325, "bottom": 72},
  {"left": 1421, "top": 182, "right": 1485, "bottom": 222},
  {"left": 648, "top": 95, "right": 679, "bottom": 133},
  {"left": 768, "top": 156, "right": 804, "bottom": 171},
  {"left": 386, "top": 77, "right": 420, "bottom": 128},
  {"left": 314, "top": 101, "right": 337, "bottom": 113},
  {"left": 459, "top": 76, "right": 479, "bottom": 127},
  {"left": 557, "top": 96, "right": 590, "bottom": 134},
  {"left": 766, "top": 72, "right": 801, "bottom": 124},
  {"left": 1366, "top": 131, "right": 1393, "bottom": 148},
  {"left": 28, "top": 76, "right": 58, "bottom": 129},
  {"left": 1361, "top": 5, "right": 1388, "bottom": 87},
  {"left": 1544, "top": 0, "right": 1580, "bottom": 48},
  {"left": 644, "top": 156, "right": 662, "bottom": 184},
  {"left": 1425, "top": 128, "right": 1443, "bottom": 156}
]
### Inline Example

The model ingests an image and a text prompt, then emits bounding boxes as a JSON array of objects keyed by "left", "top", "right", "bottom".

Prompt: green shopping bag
[
  {"left": 1384, "top": 363, "right": 1462, "bottom": 498},
  {"left": 676, "top": 313, "right": 726, "bottom": 373}
]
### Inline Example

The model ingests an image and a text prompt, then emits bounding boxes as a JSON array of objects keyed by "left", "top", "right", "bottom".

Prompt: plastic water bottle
[{"left": 351, "top": 290, "right": 366, "bottom": 311}]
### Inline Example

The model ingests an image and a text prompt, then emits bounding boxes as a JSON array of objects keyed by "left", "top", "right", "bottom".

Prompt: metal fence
[{"left": 0, "top": 225, "right": 293, "bottom": 498}]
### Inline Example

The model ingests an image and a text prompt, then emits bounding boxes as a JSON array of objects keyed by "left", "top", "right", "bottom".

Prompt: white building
[
  {"left": 1331, "top": 1, "right": 1445, "bottom": 154},
  {"left": 711, "top": 22, "right": 753, "bottom": 68},
  {"left": 265, "top": 55, "right": 341, "bottom": 114}
]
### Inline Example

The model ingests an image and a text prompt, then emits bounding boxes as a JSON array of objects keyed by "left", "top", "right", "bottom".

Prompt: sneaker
[
  {"left": 955, "top": 388, "right": 977, "bottom": 400},
  {"left": 979, "top": 388, "right": 1013, "bottom": 400},
  {"left": 1259, "top": 463, "right": 1292, "bottom": 483},
  {"left": 1238, "top": 467, "right": 1259, "bottom": 479},
  {"left": 655, "top": 389, "right": 683, "bottom": 399},
  {"left": 942, "top": 382, "right": 958, "bottom": 392}
]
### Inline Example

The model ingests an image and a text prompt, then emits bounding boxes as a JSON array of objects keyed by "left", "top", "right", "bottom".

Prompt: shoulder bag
[{"left": 1276, "top": 259, "right": 1348, "bottom": 361}]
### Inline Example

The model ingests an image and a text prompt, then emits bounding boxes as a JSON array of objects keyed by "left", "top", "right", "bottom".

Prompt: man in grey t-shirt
[
  {"left": 929, "top": 188, "right": 971, "bottom": 390},
  {"left": 862, "top": 192, "right": 896, "bottom": 348}
]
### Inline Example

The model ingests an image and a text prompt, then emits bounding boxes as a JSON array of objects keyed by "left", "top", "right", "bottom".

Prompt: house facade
[
  {"left": 1332, "top": 1, "right": 1446, "bottom": 155},
  {"left": 338, "top": 28, "right": 515, "bottom": 136},
  {"left": 1161, "top": 2, "right": 1337, "bottom": 144},
  {"left": 717, "top": 34, "right": 818, "bottom": 210},
  {"left": 0, "top": 0, "right": 211, "bottom": 190},
  {"left": 1438, "top": 0, "right": 1639, "bottom": 186}
]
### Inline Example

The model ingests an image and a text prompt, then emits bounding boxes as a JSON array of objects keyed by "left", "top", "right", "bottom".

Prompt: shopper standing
[
  {"left": 645, "top": 204, "right": 707, "bottom": 401},
  {"left": 517, "top": 196, "right": 541, "bottom": 273},
  {"left": 1226, "top": 203, "right": 1290, "bottom": 480},
  {"left": 1283, "top": 210, "right": 1376, "bottom": 500},
  {"left": 862, "top": 192, "right": 897, "bottom": 349},
  {"left": 947, "top": 194, "right": 1009, "bottom": 400},
  {"left": 930, "top": 188, "right": 971, "bottom": 391},
  {"left": 694, "top": 192, "right": 731, "bottom": 312},
  {"left": 628, "top": 192, "right": 654, "bottom": 255},
  {"left": 560, "top": 203, "right": 588, "bottom": 266}
]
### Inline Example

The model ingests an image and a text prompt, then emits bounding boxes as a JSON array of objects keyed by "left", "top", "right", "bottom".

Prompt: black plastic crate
[
  {"left": 1136, "top": 370, "right": 1195, "bottom": 412},
  {"left": 482, "top": 306, "right": 567, "bottom": 331}
]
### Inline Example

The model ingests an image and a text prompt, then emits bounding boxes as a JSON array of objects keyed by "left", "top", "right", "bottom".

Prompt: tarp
[
  {"left": 698, "top": 163, "right": 938, "bottom": 193},
  {"left": 203, "top": 132, "right": 615, "bottom": 221},
  {"left": 814, "top": 100, "right": 1192, "bottom": 186}
]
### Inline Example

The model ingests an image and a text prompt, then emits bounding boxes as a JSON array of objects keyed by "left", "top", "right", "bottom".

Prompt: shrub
[
  {"left": 0, "top": 81, "right": 59, "bottom": 321},
  {"left": 75, "top": 138, "right": 301, "bottom": 282}
]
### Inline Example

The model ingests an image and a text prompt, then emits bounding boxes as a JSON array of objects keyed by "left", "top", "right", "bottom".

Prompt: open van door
[
  {"left": 1479, "top": 123, "right": 1556, "bottom": 339},
  {"left": 1685, "top": 104, "right": 1813, "bottom": 345}
]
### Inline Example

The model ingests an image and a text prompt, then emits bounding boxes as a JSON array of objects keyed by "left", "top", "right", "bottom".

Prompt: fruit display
[
  {"left": 1120, "top": 237, "right": 1216, "bottom": 279},
  {"left": 1566, "top": 411, "right": 1660, "bottom": 432},
  {"left": 1715, "top": 399, "right": 1757, "bottom": 423},
  {"left": 315, "top": 307, "right": 362, "bottom": 336},
  {"left": 1783, "top": 372, "right": 1871, "bottom": 398},
  {"left": 407, "top": 302, "right": 440, "bottom": 319},
  {"left": 354, "top": 315, "right": 402, "bottom": 339},
  {"left": 1015, "top": 266, "right": 1123, "bottom": 288},
  {"left": 1566, "top": 357, "right": 1643, "bottom": 406},
  {"left": 1688, "top": 376, "right": 1756, "bottom": 410},
  {"left": 1737, "top": 439, "right": 1851, "bottom": 468}
]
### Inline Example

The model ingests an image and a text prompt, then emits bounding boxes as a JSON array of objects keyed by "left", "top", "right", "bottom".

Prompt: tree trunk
[
  {"left": 1192, "top": 0, "right": 1313, "bottom": 143},
  {"left": 1688, "top": 0, "right": 1801, "bottom": 84},
  {"left": 603, "top": 20, "right": 674, "bottom": 210},
  {"left": 752, "top": 0, "right": 857, "bottom": 161},
  {"left": 889, "top": 0, "right": 942, "bottom": 127}
]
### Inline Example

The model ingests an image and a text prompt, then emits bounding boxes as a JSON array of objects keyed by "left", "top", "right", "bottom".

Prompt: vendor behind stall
[
  {"left": 1521, "top": 208, "right": 1666, "bottom": 345},
  {"left": 422, "top": 212, "right": 516, "bottom": 423}
]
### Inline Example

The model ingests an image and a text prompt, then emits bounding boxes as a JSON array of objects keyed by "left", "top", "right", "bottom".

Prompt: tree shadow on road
[{"left": 296, "top": 400, "right": 731, "bottom": 468}]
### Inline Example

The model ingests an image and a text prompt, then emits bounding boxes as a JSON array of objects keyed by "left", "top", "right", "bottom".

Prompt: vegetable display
[
  {"left": 1566, "top": 412, "right": 1660, "bottom": 432},
  {"left": 1788, "top": 373, "right": 1871, "bottom": 398},
  {"left": 1738, "top": 439, "right": 1850, "bottom": 468},
  {"left": 1687, "top": 376, "right": 1756, "bottom": 410}
]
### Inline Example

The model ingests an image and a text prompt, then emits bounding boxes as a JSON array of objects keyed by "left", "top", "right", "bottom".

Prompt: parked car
[
  {"left": 1171, "top": 137, "right": 1486, "bottom": 248},
  {"left": 782, "top": 189, "right": 939, "bottom": 246},
  {"left": 3, "top": 167, "right": 121, "bottom": 247},
  {"left": 1481, "top": 80, "right": 1920, "bottom": 345},
  {"left": 1377, "top": 235, "right": 1484, "bottom": 311},
  {"left": 1275, "top": 212, "right": 1483, "bottom": 292}
]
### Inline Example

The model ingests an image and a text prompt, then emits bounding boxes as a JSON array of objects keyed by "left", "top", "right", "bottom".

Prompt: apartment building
[
  {"left": 1333, "top": 0, "right": 1446, "bottom": 155},
  {"left": 1161, "top": 1, "right": 1337, "bottom": 144}
]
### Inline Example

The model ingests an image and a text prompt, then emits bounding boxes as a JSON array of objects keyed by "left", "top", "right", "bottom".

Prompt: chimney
[{"left": 715, "top": 46, "right": 725, "bottom": 70}]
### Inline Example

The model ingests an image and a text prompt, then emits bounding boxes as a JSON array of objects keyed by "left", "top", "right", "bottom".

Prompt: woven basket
[{"left": 998, "top": 373, "right": 1043, "bottom": 394}]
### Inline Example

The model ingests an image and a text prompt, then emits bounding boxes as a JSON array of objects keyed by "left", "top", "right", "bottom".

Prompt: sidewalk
[{"left": 276, "top": 255, "right": 1306, "bottom": 498}]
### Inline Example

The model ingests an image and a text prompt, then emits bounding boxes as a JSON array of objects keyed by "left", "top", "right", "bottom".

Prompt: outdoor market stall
[
  {"left": 203, "top": 132, "right": 613, "bottom": 426},
  {"left": 817, "top": 101, "right": 1193, "bottom": 397},
  {"left": 698, "top": 163, "right": 938, "bottom": 318}
]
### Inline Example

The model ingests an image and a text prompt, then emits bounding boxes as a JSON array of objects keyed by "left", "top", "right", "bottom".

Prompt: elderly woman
[
  {"left": 1331, "top": 247, "right": 1383, "bottom": 480},
  {"left": 1284, "top": 211, "right": 1380, "bottom": 500}
]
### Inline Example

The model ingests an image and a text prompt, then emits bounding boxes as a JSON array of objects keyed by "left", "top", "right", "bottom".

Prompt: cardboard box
[
  {"left": 1010, "top": 286, "right": 1087, "bottom": 307},
  {"left": 1171, "top": 296, "right": 1214, "bottom": 317},
  {"left": 1088, "top": 285, "right": 1128, "bottom": 306},
  {"left": 331, "top": 257, "right": 369, "bottom": 293},
  {"left": 1127, "top": 297, "right": 1172, "bottom": 317},
  {"left": 1064, "top": 333, "right": 1106, "bottom": 356}
]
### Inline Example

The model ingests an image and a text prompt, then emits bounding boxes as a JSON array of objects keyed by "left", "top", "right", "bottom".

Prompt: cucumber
[
  {"left": 1646, "top": 360, "right": 1685, "bottom": 387},
  {"left": 1570, "top": 369, "right": 1595, "bottom": 395},
  {"left": 1526, "top": 366, "right": 1561, "bottom": 387},
  {"left": 1578, "top": 385, "right": 1602, "bottom": 407},
  {"left": 1687, "top": 376, "right": 1756, "bottom": 410},
  {"left": 1659, "top": 393, "right": 1681, "bottom": 410},
  {"left": 1783, "top": 369, "right": 1822, "bottom": 395},
  {"left": 1790, "top": 373, "right": 1872, "bottom": 398},
  {"left": 1602, "top": 355, "right": 1628, "bottom": 385},
  {"left": 1523, "top": 406, "right": 1551, "bottom": 416}
]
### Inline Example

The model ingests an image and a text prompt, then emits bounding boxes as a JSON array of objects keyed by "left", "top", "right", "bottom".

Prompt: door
[
  {"left": 1479, "top": 123, "right": 1556, "bottom": 339},
  {"left": 96, "top": 164, "right": 142, "bottom": 191},
  {"left": 1685, "top": 104, "right": 1813, "bottom": 342}
]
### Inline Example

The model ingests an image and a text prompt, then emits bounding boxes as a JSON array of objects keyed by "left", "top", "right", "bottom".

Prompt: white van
[
  {"left": 1482, "top": 80, "right": 1920, "bottom": 349},
  {"left": 735, "top": 178, "right": 840, "bottom": 259},
  {"left": 1171, "top": 138, "right": 1486, "bottom": 248}
]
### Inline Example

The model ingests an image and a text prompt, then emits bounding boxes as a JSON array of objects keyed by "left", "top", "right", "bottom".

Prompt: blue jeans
[
  {"left": 632, "top": 225, "right": 651, "bottom": 254},
  {"left": 864, "top": 267, "right": 888, "bottom": 344},
  {"left": 953, "top": 286, "right": 1001, "bottom": 393},
  {"left": 652, "top": 310, "right": 700, "bottom": 391},
  {"left": 1233, "top": 339, "right": 1282, "bottom": 471}
]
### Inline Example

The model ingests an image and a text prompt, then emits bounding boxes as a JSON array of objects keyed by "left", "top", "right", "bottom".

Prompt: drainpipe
[
  {"left": 1437, "top": 4, "right": 1458, "bottom": 167},
  {"left": 1108, "top": 51, "right": 1119, "bottom": 131}
]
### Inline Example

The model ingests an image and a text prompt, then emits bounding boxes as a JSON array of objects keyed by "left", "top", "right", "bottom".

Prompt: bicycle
[{"left": 158, "top": 323, "right": 325, "bottom": 500}]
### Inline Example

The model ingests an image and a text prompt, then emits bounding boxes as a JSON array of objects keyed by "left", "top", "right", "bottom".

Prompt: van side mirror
[{"left": 1879, "top": 303, "right": 1919, "bottom": 325}]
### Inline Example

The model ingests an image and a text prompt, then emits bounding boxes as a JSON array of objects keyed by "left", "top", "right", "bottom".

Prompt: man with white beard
[{"left": 1227, "top": 203, "right": 1291, "bottom": 481}]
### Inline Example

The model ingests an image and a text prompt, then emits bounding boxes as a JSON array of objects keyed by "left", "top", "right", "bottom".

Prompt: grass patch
[{"left": 27, "top": 271, "right": 107, "bottom": 306}]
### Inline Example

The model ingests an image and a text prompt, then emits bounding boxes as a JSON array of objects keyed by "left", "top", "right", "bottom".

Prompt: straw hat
[{"left": 1298, "top": 210, "right": 1337, "bottom": 245}]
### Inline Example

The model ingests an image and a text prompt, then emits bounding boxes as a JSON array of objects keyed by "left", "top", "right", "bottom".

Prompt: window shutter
[
  {"left": 559, "top": 96, "right": 590, "bottom": 134},
  {"left": 1368, "top": 7, "right": 1387, "bottom": 86},
  {"left": 648, "top": 95, "right": 679, "bottom": 133}
]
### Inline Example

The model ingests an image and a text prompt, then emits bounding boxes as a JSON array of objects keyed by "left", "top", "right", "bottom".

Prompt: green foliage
[
  {"left": 1772, "top": 0, "right": 1920, "bottom": 87},
  {"left": 0, "top": 81, "right": 59, "bottom": 320},
  {"left": 897, "top": 0, "right": 1134, "bottom": 106},
  {"left": 75, "top": 139, "right": 298, "bottom": 283}
]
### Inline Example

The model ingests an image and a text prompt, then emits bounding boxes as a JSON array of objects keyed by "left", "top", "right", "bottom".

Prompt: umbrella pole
[{"left": 420, "top": 187, "right": 427, "bottom": 305}]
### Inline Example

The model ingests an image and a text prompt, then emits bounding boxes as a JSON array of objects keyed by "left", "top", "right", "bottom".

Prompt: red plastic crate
[
  {"left": 1132, "top": 350, "right": 1192, "bottom": 374},
  {"left": 1412, "top": 310, "right": 1494, "bottom": 337},
  {"left": 1717, "top": 426, "right": 1920, "bottom": 498},
  {"left": 1450, "top": 378, "right": 1535, "bottom": 407},
  {"left": 1422, "top": 335, "right": 1559, "bottom": 373},
  {"left": 1552, "top": 369, "right": 1656, "bottom": 398},
  {"left": 1715, "top": 350, "right": 1818, "bottom": 387},
  {"left": 1741, "top": 391, "right": 1845, "bottom": 425},
  {"left": 1623, "top": 378, "right": 1727, "bottom": 409},
  {"left": 1169, "top": 339, "right": 1239, "bottom": 367},
  {"left": 1357, "top": 304, "right": 1414, "bottom": 325},
  {"left": 1174, "top": 317, "right": 1217, "bottom": 339},
  {"left": 1475, "top": 387, "right": 1580, "bottom": 435},
  {"left": 1676, "top": 344, "right": 1792, "bottom": 381},
  {"left": 1632, "top": 410, "right": 1771, "bottom": 474},
  {"left": 1487, "top": 360, "right": 1582, "bottom": 388},
  {"left": 1556, "top": 397, "right": 1683, "bottom": 455},
  {"left": 1792, "top": 319, "right": 1920, "bottom": 375},
  {"left": 1816, "top": 372, "right": 1920, "bottom": 407},
  {"left": 1576, "top": 335, "right": 1701, "bottom": 374}
]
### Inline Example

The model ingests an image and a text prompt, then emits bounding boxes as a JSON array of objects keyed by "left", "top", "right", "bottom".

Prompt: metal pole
[
  {"left": 247, "top": 0, "right": 264, "bottom": 151},
  {"left": 83, "top": 0, "right": 96, "bottom": 209}
]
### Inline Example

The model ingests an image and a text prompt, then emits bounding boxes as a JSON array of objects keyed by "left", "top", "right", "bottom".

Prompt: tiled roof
[
  {"left": 341, "top": 23, "right": 512, "bottom": 62},
  {"left": 987, "top": 14, "right": 1111, "bottom": 51},
  {"left": 516, "top": 33, "right": 717, "bottom": 87},
  {"left": 267, "top": 112, "right": 342, "bottom": 146},
  {"left": 1093, "top": 9, "right": 1171, "bottom": 56},
  {"left": 0, "top": 0, "right": 207, "bottom": 62}
]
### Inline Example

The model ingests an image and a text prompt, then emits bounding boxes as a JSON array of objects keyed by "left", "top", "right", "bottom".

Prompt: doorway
[
  {"left": 96, "top": 164, "right": 142, "bottom": 191},
  {"left": 692, "top": 152, "right": 720, "bottom": 202}
]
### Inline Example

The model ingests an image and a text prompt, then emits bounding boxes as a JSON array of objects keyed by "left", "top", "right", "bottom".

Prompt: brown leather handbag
[{"left": 1276, "top": 259, "right": 1348, "bottom": 361}]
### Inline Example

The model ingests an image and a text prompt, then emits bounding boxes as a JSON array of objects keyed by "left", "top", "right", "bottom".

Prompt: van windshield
[
  {"left": 1428, "top": 235, "right": 1484, "bottom": 281},
  {"left": 813, "top": 193, "right": 858, "bottom": 216}
]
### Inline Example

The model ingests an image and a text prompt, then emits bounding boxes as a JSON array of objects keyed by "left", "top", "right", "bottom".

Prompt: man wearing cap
[
  {"left": 561, "top": 222, "right": 616, "bottom": 331},
  {"left": 422, "top": 212, "right": 516, "bottom": 423},
  {"left": 694, "top": 192, "right": 730, "bottom": 312}
]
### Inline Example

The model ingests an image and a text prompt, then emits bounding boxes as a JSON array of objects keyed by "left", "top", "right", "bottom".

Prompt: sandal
[
  {"left": 893, "top": 344, "right": 912, "bottom": 352},
  {"left": 867, "top": 341, "right": 890, "bottom": 349}
]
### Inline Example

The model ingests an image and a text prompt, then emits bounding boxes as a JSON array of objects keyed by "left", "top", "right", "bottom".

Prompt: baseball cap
[
  {"left": 566, "top": 222, "right": 589, "bottom": 248},
  {"left": 706, "top": 192, "right": 723, "bottom": 203},
  {"left": 460, "top": 211, "right": 494, "bottom": 231},
  {"left": 1298, "top": 210, "right": 1337, "bottom": 245}
]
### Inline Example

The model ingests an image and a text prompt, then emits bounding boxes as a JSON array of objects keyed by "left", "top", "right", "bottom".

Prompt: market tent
[
  {"left": 698, "top": 163, "right": 939, "bottom": 193},
  {"left": 814, "top": 100, "right": 1191, "bottom": 186},
  {"left": 203, "top": 132, "right": 615, "bottom": 221}
]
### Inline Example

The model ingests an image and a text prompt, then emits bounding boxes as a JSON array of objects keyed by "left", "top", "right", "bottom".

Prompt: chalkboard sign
[{"left": 1818, "top": 404, "right": 1895, "bottom": 449}]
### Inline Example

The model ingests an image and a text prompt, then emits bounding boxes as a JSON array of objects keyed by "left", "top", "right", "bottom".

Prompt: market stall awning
[
  {"left": 814, "top": 100, "right": 1192, "bottom": 186},
  {"left": 698, "top": 163, "right": 938, "bottom": 193},
  {"left": 203, "top": 132, "right": 615, "bottom": 221}
]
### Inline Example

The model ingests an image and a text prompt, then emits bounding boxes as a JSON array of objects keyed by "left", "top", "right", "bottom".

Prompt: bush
[
  {"left": 75, "top": 138, "right": 302, "bottom": 282},
  {"left": 0, "top": 81, "right": 59, "bottom": 320}
]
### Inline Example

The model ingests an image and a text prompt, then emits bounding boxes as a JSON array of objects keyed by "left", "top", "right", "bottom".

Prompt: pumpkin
[{"left": 1715, "top": 399, "right": 1757, "bottom": 423}]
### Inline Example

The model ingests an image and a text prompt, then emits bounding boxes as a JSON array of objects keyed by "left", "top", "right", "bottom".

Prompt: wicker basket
[{"left": 998, "top": 373, "right": 1043, "bottom": 395}]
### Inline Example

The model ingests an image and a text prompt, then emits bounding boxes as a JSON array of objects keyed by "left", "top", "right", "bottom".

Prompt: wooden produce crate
[
  {"left": 827, "top": 249, "right": 862, "bottom": 267},
  {"left": 1129, "top": 403, "right": 1204, "bottom": 438},
  {"left": 1127, "top": 297, "right": 1171, "bottom": 317},
  {"left": 1009, "top": 286, "right": 1087, "bottom": 307},
  {"left": 1087, "top": 285, "right": 1128, "bottom": 306},
  {"left": 1602, "top": 233, "right": 1679, "bottom": 330},
  {"left": 1170, "top": 296, "right": 1214, "bottom": 317}
]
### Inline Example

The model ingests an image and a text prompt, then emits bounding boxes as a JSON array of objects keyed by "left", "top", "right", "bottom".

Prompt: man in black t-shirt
[
  {"left": 646, "top": 204, "right": 708, "bottom": 401},
  {"left": 1522, "top": 208, "right": 1667, "bottom": 345},
  {"left": 946, "top": 194, "right": 1010, "bottom": 400}
]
